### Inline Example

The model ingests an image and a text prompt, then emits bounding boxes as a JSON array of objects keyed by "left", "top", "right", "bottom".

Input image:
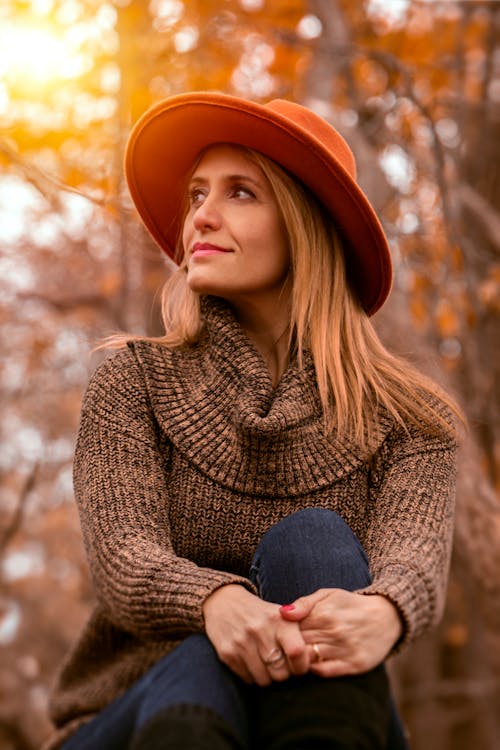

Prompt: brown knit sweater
[{"left": 44, "top": 297, "right": 457, "bottom": 749}]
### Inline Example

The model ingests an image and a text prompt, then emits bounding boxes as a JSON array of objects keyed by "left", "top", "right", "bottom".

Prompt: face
[{"left": 182, "top": 145, "right": 290, "bottom": 309}]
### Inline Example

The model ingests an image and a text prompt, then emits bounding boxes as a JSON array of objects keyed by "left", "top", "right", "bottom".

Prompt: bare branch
[
  {"left": 457, "top": 184, "right": 500, "bottom": 253},
  {"left": 0, "top": 464, "right": 38, "bottom": 557},
  {"left": 0, "top": 137, "right": 112, "bottom": 209},
  {"left": 17, "top": 291, "right": 111, "bottom": 312}
]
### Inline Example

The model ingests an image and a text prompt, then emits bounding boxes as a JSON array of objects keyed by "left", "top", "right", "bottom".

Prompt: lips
[{"left": 191, "top": 242, "right": 232, "bottom": 257}]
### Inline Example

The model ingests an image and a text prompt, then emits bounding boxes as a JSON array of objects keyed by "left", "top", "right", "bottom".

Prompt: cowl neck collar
[{"left": 130, "top": 296, "right": 393, "bottom": 496}]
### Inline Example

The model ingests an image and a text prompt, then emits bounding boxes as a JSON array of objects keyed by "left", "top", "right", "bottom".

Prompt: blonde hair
[{"left": 105, "top": 145, "right": 463, "bottom": 451}]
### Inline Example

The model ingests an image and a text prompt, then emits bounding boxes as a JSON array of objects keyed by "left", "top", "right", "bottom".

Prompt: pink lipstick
[{"left": 191, "top": 242, "right": 232, "bottom": 257}]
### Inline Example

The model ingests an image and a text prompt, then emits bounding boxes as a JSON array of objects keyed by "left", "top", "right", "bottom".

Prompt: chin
[
  {"left": 187, "top": 277, "right": 222, "bottom": 296},
  {"left": 187, "top": 271, "right": 231, "bottom": 297}
]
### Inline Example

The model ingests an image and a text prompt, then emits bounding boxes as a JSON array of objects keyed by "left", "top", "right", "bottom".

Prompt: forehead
[{"left": 191, "top": 143, "right": 263, "bottom": 179}]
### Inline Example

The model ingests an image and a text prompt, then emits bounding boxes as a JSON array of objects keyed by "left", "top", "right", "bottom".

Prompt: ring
[
  {"left": 263, "top": 646, "right": 286, "bottom": 667},
  {"left": 312, "top": 643, "right": 322, "bottom": 663}
]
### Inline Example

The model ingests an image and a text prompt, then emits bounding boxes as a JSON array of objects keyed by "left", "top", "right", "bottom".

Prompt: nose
[{"left": 192, "top": 194, "right": 222, "bottom": 232}]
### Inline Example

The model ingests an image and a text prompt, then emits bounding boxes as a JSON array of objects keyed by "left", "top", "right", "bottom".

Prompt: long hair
[{"left": 105, "top": 145, "right": 463, "bottom": 451}]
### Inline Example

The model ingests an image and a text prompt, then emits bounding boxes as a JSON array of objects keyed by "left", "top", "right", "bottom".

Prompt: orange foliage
[{"left": 1, "top": 1, "right": 499, "bottom": 749}]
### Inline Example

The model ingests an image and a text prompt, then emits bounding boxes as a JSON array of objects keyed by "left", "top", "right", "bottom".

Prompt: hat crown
[{"left": 265, "top": 99, "right": 357, "bottom": 180}]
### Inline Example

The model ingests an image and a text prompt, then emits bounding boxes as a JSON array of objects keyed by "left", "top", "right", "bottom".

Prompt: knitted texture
[{"left": 44, "top": 297, "right": 457, "bottom": 749}]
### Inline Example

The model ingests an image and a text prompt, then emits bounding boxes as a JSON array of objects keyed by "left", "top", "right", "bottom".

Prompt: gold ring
[
  {"left": 263, "top": 647, "right": 286, "bottom": 667},
  {"left": 312, "top": 643, "right": 322, "bottom": 663}
]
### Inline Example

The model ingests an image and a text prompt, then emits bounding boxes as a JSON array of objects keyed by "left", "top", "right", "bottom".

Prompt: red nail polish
[{"left": 280, "top": 604, "right": 295, "bottom": 612}]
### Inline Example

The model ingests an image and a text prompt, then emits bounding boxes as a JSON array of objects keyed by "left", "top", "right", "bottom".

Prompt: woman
[{"left": 44, "top": 93, "right": 461, "bottom": 750}]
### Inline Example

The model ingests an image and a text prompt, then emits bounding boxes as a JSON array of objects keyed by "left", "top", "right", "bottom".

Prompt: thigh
[
  {"left": 59, "top": 672, "right": 145, "bottom": 750},
  {"left": 136, "top": 634, "right": 250, "bottom": 741},
  {"left": 61, "top": 634, "right": 251, "bottom": 750}
]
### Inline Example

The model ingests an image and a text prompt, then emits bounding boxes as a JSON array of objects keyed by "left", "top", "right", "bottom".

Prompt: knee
[
  {"left": 252, "top": 508, "right": 371, "bottom": 593},
  {"left": 258, "top": 508, "right": 362, "bottom": 558}
]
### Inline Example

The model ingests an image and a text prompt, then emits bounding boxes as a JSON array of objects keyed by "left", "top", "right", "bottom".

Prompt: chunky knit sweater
[{"left": 44, "top": 297, "right": 457, "bottom": 749}]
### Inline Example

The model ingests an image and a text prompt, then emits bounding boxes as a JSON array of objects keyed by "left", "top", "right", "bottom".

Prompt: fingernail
[{"left": 280, "top": 604, "right": 295, "bottom": 612}]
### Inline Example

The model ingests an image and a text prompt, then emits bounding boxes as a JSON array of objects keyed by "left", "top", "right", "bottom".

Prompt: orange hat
[{"left": 125, "top": 92, "right": 392, "bottom": 315}]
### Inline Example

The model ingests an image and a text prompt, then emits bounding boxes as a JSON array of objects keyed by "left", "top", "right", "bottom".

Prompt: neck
[{"left": 229, "top": 293, "right": 292, "bottom": 387}]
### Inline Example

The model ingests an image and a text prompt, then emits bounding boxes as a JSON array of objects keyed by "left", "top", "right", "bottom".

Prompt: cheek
[
  {"left": 249, "top": 212, "right": 288, "bottom": 257},
  {"left": 248, "top": 238, "right": 289, "bottom": 287}
]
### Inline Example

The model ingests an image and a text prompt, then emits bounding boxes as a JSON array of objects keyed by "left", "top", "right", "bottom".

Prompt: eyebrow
[{"left": 188, "top": 173, "right": 263, "bottom": 187}]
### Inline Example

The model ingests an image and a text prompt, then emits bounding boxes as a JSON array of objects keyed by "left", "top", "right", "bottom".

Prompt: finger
[
  {"left": 310, "top": 642, "right": 323, "bottom": 666},
  {"left": 239, "top": 658, "right": 272, "bottom": 687},
  {"left": 286, "top": 648, "right": 309, "bottom": 676},
  {"left": 259, "top": 645, "right": 292, "bottom": 684},
  {"left": 218, "top": 640, "right": 273, "bottom": 686},
  {"left": 307, "top": 641, "right": 373, "bottom": 677},
  {"left": 221, "top": 652, "right": 258, "bottom": 685},
  {"left": 265, "top": 659, "right": 290, "bottom": 682},
  {"left": 243, "top": 648, "right": 276, "bottom": 687},
  {"left": 279, "top": 601, "right": 313, "bottom": 621},
  {"left": 279, "top": 590, "right": 330, "bottom": 621},
  {"left": 252, "top": 667, "right": 273, "bottom": 686},
  {"left": 279, "top": 603, "right": 305, "bottom": 620},
  {"left": 278, "top": 630, "right": 310, "bottom": 676}
]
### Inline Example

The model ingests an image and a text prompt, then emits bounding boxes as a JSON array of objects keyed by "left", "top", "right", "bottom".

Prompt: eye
[
  {"left": 188, "top": 187, "right": 206, "bottom": 206},
  {"left": 231, "top": 184, "right": 255, "bottom": 200}
]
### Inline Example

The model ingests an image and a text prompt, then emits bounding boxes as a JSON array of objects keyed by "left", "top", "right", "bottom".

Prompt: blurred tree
[{"left": 0, "top": 1, "right": 498, "bottom": 748}]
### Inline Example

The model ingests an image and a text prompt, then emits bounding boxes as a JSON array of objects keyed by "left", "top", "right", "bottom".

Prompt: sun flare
[{"left": 0, "top": 21, "right": 88, "bottom": 92}]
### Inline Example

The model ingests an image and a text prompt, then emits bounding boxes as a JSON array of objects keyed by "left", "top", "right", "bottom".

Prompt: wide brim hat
[{"left": 125, "top": 91, "right": 392, "bottom": 315}]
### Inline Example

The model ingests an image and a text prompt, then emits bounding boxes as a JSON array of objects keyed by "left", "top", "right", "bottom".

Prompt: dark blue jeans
[{"left": 61, "top": 509, "right": 409, "bottom": 749}]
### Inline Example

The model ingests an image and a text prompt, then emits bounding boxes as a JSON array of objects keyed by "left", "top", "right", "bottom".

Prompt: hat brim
[{"left": 125, "top": 92, "right": 392, "bottom": 315}]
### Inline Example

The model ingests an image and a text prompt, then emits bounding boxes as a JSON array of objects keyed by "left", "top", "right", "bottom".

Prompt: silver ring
[
  {"left": 312, "top": 643, "right": 322, "bottom": 663},
  {"left": 263, "top": 646, "right": 286, "bottom": 667}
]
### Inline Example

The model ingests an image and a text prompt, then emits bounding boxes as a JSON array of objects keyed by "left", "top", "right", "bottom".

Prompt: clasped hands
[{"left": 202, "top": 584, "right": 403, "bottom": 687}]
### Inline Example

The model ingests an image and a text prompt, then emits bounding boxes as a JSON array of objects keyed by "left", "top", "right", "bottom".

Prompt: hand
[
  {"left": 279, "top": 589, "right": 403, "bottom": 677},
  {"left": 202, "top": 584, "right": 312, "bottom": 686}
]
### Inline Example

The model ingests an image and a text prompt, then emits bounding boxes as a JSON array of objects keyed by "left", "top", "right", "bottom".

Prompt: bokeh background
[{"left": 1, "top": 1, "right": 499, "bottom": 748}]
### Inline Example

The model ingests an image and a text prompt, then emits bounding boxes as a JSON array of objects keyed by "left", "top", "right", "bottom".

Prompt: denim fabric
[
  {"left": 249, "top": 509, "right": 408, "bottom": 749},
  {"left": 61, "top": 634, "right": 248, "bottom": 749},
  {"left": 61, "top": 509, "right": 408, "bottom": 749},
  {"left": 249, "top": 507, "right": 371, "bottom": 599}
]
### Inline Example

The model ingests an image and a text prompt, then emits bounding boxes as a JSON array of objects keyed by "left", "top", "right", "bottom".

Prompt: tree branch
[
  {"left": 0, "top": 137, "right": 112, "bottom": 209},
  {"left": 457, "top": 184, "right": 500, "bottom": 253},
  {"left": 0, "top": 464, "right": 38, "bottom": 557},
  {"left": 17, "top": 291, "right": 110, "bottom": 312}
]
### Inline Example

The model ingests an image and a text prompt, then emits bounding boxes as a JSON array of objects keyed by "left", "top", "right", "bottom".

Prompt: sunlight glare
[
  {"left": 31, "top": 0, "right": 55, "bottom": 15},
  {"left": 366, "top": 0, "right": 410, "bottom": 28},
  {"left": 379, "top": 144, "right": 416, "bottom": 194},
  {"left": 0, "top": 22, "right": 88, "bottom": 91}
]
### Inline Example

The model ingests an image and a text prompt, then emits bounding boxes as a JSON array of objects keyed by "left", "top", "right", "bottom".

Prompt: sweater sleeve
[
  {"left": 358, "top": 420, "right": 458, "bottom": 646},
  {"left": 73, "top": 348, "right": 256, "bottom": 642}
]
